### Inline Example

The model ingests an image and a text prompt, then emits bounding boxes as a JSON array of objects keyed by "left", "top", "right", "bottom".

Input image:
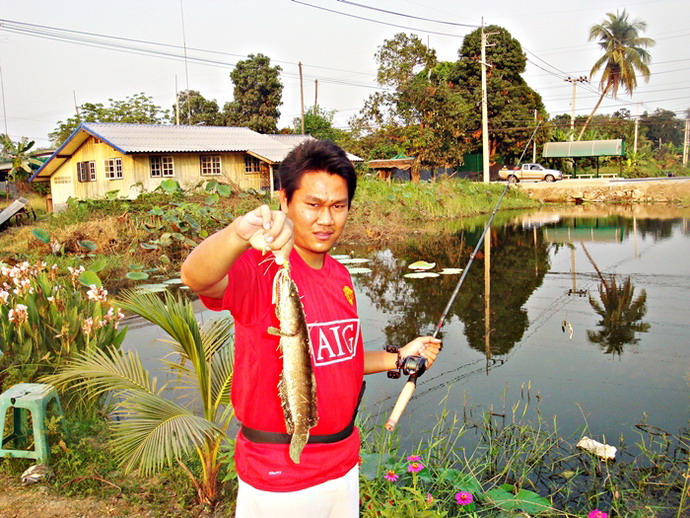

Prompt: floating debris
[
  {"left": 439, "top": 268, "right": 463, "bottom": 275},
  {"left": 404, "top": 272, "right": 440, "bottom": 279},
  {"left": 576, "top": 436, "right": 617, "bottom": 461},
  {"left": 562, "top": 319, "right": 573, "bottom": 340},
  {"left": 408, "top": 261, "right": 436, "bottom": 270}
]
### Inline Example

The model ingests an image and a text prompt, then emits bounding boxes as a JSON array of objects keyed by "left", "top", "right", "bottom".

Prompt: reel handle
[{"left": 385, "top": 376, "right": 417, "bottom": 432}]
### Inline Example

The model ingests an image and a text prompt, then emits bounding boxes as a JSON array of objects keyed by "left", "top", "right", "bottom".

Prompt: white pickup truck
[{"left": 498, "top": 163, "right": 563, "bottom": 183}]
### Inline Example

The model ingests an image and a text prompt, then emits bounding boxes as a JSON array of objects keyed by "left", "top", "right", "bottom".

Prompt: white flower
[
  {"left": 81, "top": 317, "right": 94, "bottom": 336},
  {"left": 86, "top": 284, "right": 108, "bottom": 303},
  {"left": 0, "top": 290, "right": 9, "bottom": 305},
  {"left": 8, "top": 304, "right": 29, "bottom": 326}
]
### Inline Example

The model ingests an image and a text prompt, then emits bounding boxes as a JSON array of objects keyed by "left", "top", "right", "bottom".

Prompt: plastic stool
[{"left": 0, "top": 383, "right": 63, "bottom": 463}]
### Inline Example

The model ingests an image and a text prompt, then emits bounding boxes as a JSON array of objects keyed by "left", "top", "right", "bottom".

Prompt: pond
[{"left": 122, "top": 205, "right": 690, "bottom": 449}]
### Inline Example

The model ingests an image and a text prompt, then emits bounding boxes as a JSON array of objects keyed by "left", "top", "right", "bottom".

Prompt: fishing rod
[{"left": 385, "top": 122, "right": 542, "bottom": 432}]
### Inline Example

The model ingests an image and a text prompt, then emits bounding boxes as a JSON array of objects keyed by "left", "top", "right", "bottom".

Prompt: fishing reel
[{"left": 385, "top": 346, "right": 427, "bottom": 380}]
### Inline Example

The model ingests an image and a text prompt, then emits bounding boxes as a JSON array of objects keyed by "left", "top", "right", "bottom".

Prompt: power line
[
  {"left": 335, "top": 0, "right": 480, "bottom": 28},
  {"left": 290, "top": 0, "right": 467, "bottom": 37}
]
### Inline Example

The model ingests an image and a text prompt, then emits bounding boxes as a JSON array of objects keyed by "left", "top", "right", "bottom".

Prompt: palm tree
[
  {"left": 44, "top": 290, "right": 235, "bottom": 508},
  {"left": 577, "top": 10, "right": 655, "bottom": 140}
]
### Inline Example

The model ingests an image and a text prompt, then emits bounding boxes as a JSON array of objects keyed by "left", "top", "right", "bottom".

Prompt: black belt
[{"left": 240, "top": 381, "right": 366, "bottom": 445}]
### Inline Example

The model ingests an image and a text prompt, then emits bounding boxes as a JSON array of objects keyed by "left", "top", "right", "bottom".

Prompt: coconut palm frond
[
  {"left": 110, "top": 390, "right": 222, "bottom": 476},
  {"left": 200, "top": 316, "right": 234, "bottom": 363},
  {"left": 119, "top": 290, "right": 203, "bottom": 362},
  {"left": 210, "top": 342, "right": 234, "bottom": 417},
  {"left": 42, "top": 345, "right": 158, "bottom": 398}
]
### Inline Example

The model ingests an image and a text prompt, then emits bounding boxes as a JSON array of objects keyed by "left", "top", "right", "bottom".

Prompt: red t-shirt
[{"left": 200, "top": 249, "right": 364, "bottom": 491}]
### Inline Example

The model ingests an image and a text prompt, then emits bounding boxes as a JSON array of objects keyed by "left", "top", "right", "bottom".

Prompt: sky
[{"left": 1, "top": 0, "right": 689, "bottom": 149}]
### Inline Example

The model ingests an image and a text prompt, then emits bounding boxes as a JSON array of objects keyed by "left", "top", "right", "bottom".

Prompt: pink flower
[
  {"left": 407, "top": 455, "right": 421, "bottom": 462},
  {"left": 426, "top": 493, "right": 433, "bottom": 504},
  {"left": 455, "top": 491, "right": 473, "bottom": 505},
  {"left": 588, "top": 510, "right": 608, "bottom": 518},
  {"left": 383, "top": 470, "right": 399, "bottom": 482},
  {"left": 407, "top": 461, "right": 424, "bottom": 473}
]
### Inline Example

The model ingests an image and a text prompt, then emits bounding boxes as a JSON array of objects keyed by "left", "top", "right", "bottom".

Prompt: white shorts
[{"left": 235, "top": 465, "right": 359, "bottom": 518}]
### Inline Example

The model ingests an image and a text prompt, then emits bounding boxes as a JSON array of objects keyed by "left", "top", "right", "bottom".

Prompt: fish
[{"left": 267, "top": 263, "right": 318, "bottom": 463}]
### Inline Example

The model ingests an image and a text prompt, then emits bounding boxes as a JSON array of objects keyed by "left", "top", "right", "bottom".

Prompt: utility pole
[
  {"left": 299, "top": 62, "right": 305, "bottom": 134},
  {"left": 682, "top": 118, "right": 689, "bottom": 165},
  {"left": 634, "top": 103, "right": 640, "bottom": 154},
  {"left": 480, "top": 20, "right": 496, "bottom": 183},
  {"left": 564, "top": 76, "right": 587, "bottom": 141},
  {"left": 174, "top": 76, "right": 180, "bottom": 125},
  {"left": 533, "top": 109, "right": 537, "bottom": 162}
]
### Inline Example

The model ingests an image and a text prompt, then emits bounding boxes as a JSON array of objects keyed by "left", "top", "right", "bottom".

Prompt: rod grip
[{"left": 385, "top": 378, "right": 417, "bottom": 432}]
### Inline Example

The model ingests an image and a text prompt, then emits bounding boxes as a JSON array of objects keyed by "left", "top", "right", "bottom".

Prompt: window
[
  {"left": 200, "top": 155, "right": 221, "bottom": 176},
  {"left": 150, "top": 155, "right": 175, "bottom": 177},
  {"left": 77, "top": 161, "right": 96, "bottom": 182},
  {"left": 244, "top": 155, "right": 262, "bottom": 174},
  {"left": 104, "top": 158, "right": 123, "bottom": 180}
]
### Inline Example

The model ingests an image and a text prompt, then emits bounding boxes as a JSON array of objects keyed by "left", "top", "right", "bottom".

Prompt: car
[{"left": 498, "top": 163, "right": 563, "bottom": 183}]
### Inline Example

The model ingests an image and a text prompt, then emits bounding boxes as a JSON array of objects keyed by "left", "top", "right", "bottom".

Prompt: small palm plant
[{"left": 44, "top": 289, "right": 234, "bottom": 507}]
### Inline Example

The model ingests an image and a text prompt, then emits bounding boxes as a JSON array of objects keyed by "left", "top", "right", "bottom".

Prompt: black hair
[{"left": 278, "top": 139, "right": 356, "bottom": 207}]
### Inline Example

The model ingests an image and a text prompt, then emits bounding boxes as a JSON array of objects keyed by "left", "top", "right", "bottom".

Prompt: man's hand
[
  {"left": 398, "top": 336, "right": 441, "bottom": 369},
  {"left": 235, "top": 204, "right": 294, "bottom": 264}
]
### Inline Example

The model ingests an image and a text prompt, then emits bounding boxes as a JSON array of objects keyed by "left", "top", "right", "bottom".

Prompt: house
[{"left": 31, "top": 123, "right": 361, "bottom": 211}]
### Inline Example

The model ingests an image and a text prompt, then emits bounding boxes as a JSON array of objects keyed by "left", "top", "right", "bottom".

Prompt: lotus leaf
[{"left": 408, "top": 261, "right": 436, "bottom": 270}]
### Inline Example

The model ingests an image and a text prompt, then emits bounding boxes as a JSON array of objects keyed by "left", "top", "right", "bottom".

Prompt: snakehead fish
[{"left": 267, "top": 263, "right": 318, "bottom": 464}]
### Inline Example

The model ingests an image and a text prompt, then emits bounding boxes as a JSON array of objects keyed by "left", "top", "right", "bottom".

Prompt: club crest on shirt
[{"left": 343, "top": 285, "right": 354, "bottom": 306}]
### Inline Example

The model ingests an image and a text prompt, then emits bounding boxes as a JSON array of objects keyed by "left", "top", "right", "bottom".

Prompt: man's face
[{"left": 280, "top": 170, "right": 349, "bottom": 264}]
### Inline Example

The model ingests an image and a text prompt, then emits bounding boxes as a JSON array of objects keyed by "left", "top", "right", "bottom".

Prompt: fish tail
[{"left": 289, "top": 430, "right": 309, "bottom": 464}]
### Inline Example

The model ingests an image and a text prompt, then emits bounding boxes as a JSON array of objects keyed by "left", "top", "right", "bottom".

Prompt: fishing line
[{"left": 385, "top": 123, "right": 543, "bottom": 431}]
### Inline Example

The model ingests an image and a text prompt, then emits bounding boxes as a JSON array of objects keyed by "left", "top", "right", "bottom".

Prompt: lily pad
[
  {"left": 78, "top": 271, "right": 102, "bottom": 287},
  {"left": 337, "top": 258, "right": 371, "bottom": 265},
  {"left": 346, "top": 267, "right": 372, "bottom": 274},
  {"left": 403, "top": 272, "right": 440, "bottom": 279},
  {"left": 163, "top": 278, "right": 184, "bottom": 285},
  {"left": 126, "top": 271, "right": 149, "bottom": 281},
  {"left": 330, "top": 254, "right": 352, "bottom": 260},
  {"left": 135, "top": 283, "right": 169, "bottom": 293},
  {"left": 439, "top": 268, "right": 464, "bottom": 275},
  {"left": 408, "top": 260, "right": 436, "bottom": 270}
]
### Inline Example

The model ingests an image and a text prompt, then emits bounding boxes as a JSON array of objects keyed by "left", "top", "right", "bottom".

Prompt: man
[{"left": 181, "top": 140, "right": 440, "bottom": 517}]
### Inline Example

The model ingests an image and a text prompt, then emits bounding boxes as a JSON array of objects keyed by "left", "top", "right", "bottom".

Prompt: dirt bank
[{"left": 512, "top": 177, "right": 690, "bottom": 204}]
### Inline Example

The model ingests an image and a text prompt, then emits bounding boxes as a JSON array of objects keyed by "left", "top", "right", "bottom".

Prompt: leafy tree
[
  {"left": 578, "top": 10, "right": 655, "bottom": 140},
  {"left": 50, "top": 92, "right": 169, "bottom": 146},
  {"left": 352, "top": 33, "right": 471, "bottom": 181},
  {"left": 224, "top": 53, "right": 283, "bottom": 133},
  {"left": 293, "top": 105, "right": 343, "bottom": 141},
  {"left": 46, "top": 290, "right": 235, "bottom": 508},
  {"left": 449, "top": 25, "right": 547, "bottom": 165},
  {"left": 0, "top": 134, "right": 42, "bottom": 184},
  {"left": 640, "top": 108, "right": 683, "bottom": 148},
  {"left": 172, "top": 90, "right": 222, "bottom": 126}
]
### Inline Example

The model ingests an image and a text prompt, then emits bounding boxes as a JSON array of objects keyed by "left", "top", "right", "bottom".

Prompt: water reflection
[
  {"left": 353, "top": 224, "right": 550, "bottom": 357},
  {"left": 587, "top": 276, "right": 650, "bottom": 356},
  {"left": 123, "top": 206, "right": 690, "bottom": 449}
]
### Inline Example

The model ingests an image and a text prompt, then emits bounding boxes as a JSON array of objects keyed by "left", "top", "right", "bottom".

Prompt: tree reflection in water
[
  {"left": 587, "top": 275, "right": 650, "bottom": 356},
  {"left": 353, "top": 223, "right": 550, "bottom": 356}
]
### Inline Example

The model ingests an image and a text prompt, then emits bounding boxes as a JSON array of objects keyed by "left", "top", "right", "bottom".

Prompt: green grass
[{"left": 357, "top": 397, "right": 690, "bottom": 517}]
